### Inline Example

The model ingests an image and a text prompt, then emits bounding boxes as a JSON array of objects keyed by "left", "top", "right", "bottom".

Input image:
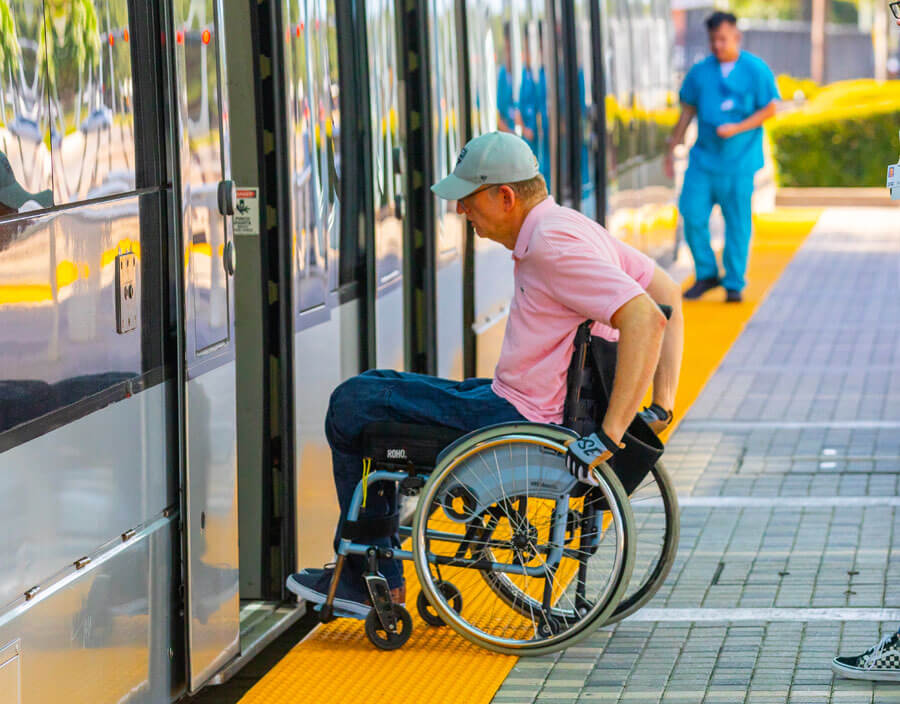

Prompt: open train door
[{"left": 171, "top": 0, "right": 240, "bottom": 691}]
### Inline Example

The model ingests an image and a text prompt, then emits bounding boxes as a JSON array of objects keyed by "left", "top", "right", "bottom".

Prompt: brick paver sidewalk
[{"left": 493, "top": 209, "right": 900, "bottom": 704}]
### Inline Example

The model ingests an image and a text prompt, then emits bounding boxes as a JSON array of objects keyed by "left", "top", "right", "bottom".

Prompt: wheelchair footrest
[{"left": 313, "top": 602, "right": 366, "bottom": 621}]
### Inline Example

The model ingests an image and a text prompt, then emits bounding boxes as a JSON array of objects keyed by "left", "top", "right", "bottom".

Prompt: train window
[
  {"left": 573, "top": 0, "right": 596, "bottom": 219},
  {"left": 323, "top": 0, "right": 341, "bottom": 292},
  {"left": 49, "top": 0, "right": 136, "bottom": 205},
  {"left": 283, "top": 0, "right": 340, "bottom": 311},
  {"left": 465, "top": 0, "right": 551, "bottom": 190},
  {"left": 631, "top": 0, "right": 654, "bottom": 159},
  {"left": 550, "top": 0, "right": 571, "bottom": 206},
  {"left": 174, "top": 0, "right": 229, "bottom": 352},
  {"left": 365, "top": 0, "right": 403, "bottom": 291},
  {"left": 427, "top": 0, "right": 464, "bottom": 262},
  {"left": 0, "top": 0, "right": 54, "bottom": 218}
]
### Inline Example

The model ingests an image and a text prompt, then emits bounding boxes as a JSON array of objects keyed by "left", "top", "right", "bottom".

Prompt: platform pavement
[{"left": 492, "top": 208, "right": 900, "bottom": 704}]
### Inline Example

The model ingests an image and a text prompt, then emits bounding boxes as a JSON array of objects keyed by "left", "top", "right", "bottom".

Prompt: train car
[{"left": 0, "top": 0, "right": 676, "bottom": 701}]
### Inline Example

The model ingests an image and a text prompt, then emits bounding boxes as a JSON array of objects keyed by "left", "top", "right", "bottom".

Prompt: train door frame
[
  {"left": 166, "top": 0, "right": 241, "bottom": 691},
  {"left": 254, "top": 0, "right": 299, "bottom": 602},
  {"left": 349, "top": 0, "right": 413, "bottom": 374},
  {"left": 455, "top": 0, "right": 476, "bottom": 378},
  {"left": 398, "top": 1, "right": 437, "bottom": 374}
]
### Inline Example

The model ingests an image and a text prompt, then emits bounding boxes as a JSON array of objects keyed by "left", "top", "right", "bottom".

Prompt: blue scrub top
[{"left": 679, "top": 51, "right": 779, "bottom": 175}]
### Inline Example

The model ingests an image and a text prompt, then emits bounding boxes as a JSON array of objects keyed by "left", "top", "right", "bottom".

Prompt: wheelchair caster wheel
[
  {"left": 417, "top": 580, "right": 463, "bottom": 627},
  {"left": 538, "top": 615, "right": 563, "bottom": 638},
  {"left": 365, "top": 604, "right": 413, "bottom": 650}
]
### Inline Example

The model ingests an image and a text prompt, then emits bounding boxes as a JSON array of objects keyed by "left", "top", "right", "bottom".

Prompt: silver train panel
[
  {"left": 293, "top": 301, "right": 363, "bottom": 570},
  {"left": 434, "top": 252, "right": 464, "bottom": 380},
  {"left": 0, "top": 383, "right": 172, "bottom": 612},
  {"left": 0, "top": 516, "right": 177, "bottom": 704},
  {"left": 184, "top": 361, "right": 240, "bottom": 689},
  {"left": 472, "top": 241, "right": 512, "bottom": 378},
  {"left": 376, "top": 283, "right": 405, "bottom": 371},
  {"left": 0, "top": 641, "right": 18, "bottom": 704}
]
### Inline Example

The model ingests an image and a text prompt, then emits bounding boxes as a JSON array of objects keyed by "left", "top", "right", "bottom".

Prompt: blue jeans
[
  {"left": 679, "top": 165, "right": 755, "bottom": 292},
  {"left": 324, "top": 370, "right": 526, "bottom": 595}
]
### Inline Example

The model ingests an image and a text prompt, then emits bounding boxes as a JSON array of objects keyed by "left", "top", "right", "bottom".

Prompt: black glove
[
  {"left": 565, "top": 430, "right": 622, "bottom": 486},
  {"left": 639, "top": 403, "right": 673, "bottom": 434}
]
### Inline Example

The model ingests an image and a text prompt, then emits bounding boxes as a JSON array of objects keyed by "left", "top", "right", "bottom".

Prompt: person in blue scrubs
[{"left": 666, "top": 12, "right": 779, "bottom": 303}]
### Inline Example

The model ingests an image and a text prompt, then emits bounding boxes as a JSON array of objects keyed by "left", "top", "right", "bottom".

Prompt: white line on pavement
[
  {"left": 677, "top": 496, "right": 900, "bottom": 508},
  {"left": 625, "top": 608, "right": 900, "bottom": 623},
  {"left": 680, "top": 420, "right": 900, "bottom": 430}
]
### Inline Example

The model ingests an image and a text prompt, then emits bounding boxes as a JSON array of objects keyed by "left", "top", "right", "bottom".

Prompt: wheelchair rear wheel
[
  {"left": 605, "top": 460, "right": 679, "bottom": 624},
  {"left": 411, "top": 423, "right": 635, "bottom": 656}
]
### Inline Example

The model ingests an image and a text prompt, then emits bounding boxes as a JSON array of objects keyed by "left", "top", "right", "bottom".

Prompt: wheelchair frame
[{"left": 317, "top": 422, "right": 641, "bottom": 654}]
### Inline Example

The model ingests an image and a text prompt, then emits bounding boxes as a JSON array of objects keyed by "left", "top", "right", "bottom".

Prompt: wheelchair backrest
[{"left": 562, "top": 317, "right": 667, "bottom": 495}]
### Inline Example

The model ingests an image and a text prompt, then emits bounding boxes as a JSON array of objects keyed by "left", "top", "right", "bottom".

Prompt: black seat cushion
[{"left": 361, "top": 422, "right": 467, "bottom": 468}]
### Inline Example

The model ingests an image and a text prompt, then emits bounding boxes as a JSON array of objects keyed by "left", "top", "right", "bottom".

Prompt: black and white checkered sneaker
[{"left": 832, "top": 630, "right": 900, "bottom": 682}]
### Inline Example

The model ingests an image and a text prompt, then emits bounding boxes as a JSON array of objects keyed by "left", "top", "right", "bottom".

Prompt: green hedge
[{"left": 769, "top": 101, "right": 900, "bottom": 187}]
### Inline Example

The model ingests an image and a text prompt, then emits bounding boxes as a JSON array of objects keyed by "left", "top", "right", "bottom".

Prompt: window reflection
[
  {"left": 466, "top": 1, "right": 551, "bottom": 190},
  {"left": 428, "top": 0, "right": 464, "bottom": 259},
  {"left": 48, "top": 0, "right": 136, "bottom": 204},
  {"left": 283, "top": 0, "right": 340, "bottom": 313},
  {"left": 174, "top": 0, "right": 228, "bottom": 352},
  {"left": 0, "top": 0, "right": 54, "bottom": 210},
  {"left": 574, "top": 0, "right": 595, "bottom": 217},
  {"left": 601, "top": 0, "right": 677, "bottom": 257},
  {"left": 0, "top": 199, "right": 144, "bottom": 436},
  {"left": 366, "top": 0, "right": 402, "bottom": 288}
]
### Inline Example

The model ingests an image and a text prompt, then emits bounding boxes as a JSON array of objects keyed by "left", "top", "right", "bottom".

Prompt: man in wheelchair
[{"left": 288, "top": 131, "right": 684, "bottom": 617}]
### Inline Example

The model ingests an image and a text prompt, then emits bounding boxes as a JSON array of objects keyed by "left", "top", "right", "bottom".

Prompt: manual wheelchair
[{"left": 316, "top": 315, "right": 680, "bottom": 656}]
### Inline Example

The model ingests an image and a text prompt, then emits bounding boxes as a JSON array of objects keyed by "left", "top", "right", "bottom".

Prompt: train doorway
[{"left": 170, "top": 0, "right": 242, "bottom": 691}]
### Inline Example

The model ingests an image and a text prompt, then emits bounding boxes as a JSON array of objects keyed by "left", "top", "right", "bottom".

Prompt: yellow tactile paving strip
[{"left": 238, "top": 208, "right": 822, "bottom": 704}]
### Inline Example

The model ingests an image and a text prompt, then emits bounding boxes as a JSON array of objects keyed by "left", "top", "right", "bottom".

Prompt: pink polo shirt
[{"left": 492, "top": 198, "right": 655, "bottom": 424}]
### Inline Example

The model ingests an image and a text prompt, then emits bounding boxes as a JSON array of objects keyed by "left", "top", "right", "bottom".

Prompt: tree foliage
[
  {"left": 0, "top": 2, "right": 20, "bottom": 77},
  {"left": 730, "top": 0, "right": 858, "bottom": 24}
]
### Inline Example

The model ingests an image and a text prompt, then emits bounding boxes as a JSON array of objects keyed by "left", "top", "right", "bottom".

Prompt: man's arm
[
  {"left": 644, "top": 265, "right": 684, "bottom": 413},
  {"left": 665, "top": 104, "right": 696, "bottom": 179},
  {"left": 602, "top": 294, "right": 667, "bottom": 444},
  {"left": 717, "top": 101, "right": 777, "bottom": 139}
]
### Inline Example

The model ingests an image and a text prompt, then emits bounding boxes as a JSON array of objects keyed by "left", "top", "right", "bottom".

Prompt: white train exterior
[{"left": 0, "top": 0, "right": 675, "bottom": 700}]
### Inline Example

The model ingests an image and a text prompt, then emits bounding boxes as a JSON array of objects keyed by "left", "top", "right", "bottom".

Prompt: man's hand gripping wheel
[{"left": 565, "top": 430, "right": 623, "bottom": 486}]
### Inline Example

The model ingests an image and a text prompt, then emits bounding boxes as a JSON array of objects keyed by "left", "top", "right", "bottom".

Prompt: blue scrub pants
[
  {"left": 679, "top": 165, "right": 755, "bottom": 292},
  {"left": 324, "top": 370, "right": 525, "bottom": 595}
]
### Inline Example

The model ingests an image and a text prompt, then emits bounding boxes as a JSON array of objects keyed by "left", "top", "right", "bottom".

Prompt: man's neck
[
  {"left": 508, "top": 196, "right": 549, "bottom": 250},
  {"left": 717, "top": 51, "right": 740, "bottom": 64}
]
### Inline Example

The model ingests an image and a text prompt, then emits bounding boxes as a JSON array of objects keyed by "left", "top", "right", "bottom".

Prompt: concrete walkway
[{"left": 493, "top": 209, "right": 900, "bottom": 704}]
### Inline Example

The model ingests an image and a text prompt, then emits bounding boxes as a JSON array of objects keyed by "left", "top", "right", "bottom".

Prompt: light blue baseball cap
[{"left": 431, "top": 131, "right": 540, "bottom": 201}]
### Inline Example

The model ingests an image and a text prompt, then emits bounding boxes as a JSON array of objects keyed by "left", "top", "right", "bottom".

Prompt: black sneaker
[
  {"left": 683, "top": 277, "right": 721, "bottom": 300},
  {"left": 832, "top": 631, "right": 900, "bottom": 682},
  {"left": 286, "top": 566, "right": 369, "bottom": 617},
  {"left": 725, "top": 289, "right": 743, "bottom": 303}
]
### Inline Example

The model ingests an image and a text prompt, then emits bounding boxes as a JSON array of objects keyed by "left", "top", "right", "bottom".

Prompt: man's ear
[{"left": 499, "top": 184, "right": 516, "bottom": 211}]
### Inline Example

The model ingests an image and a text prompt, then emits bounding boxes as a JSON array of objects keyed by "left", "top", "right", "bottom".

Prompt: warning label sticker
[{"left": 234, "top": 187, "right": 260, "bottom": 235}]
